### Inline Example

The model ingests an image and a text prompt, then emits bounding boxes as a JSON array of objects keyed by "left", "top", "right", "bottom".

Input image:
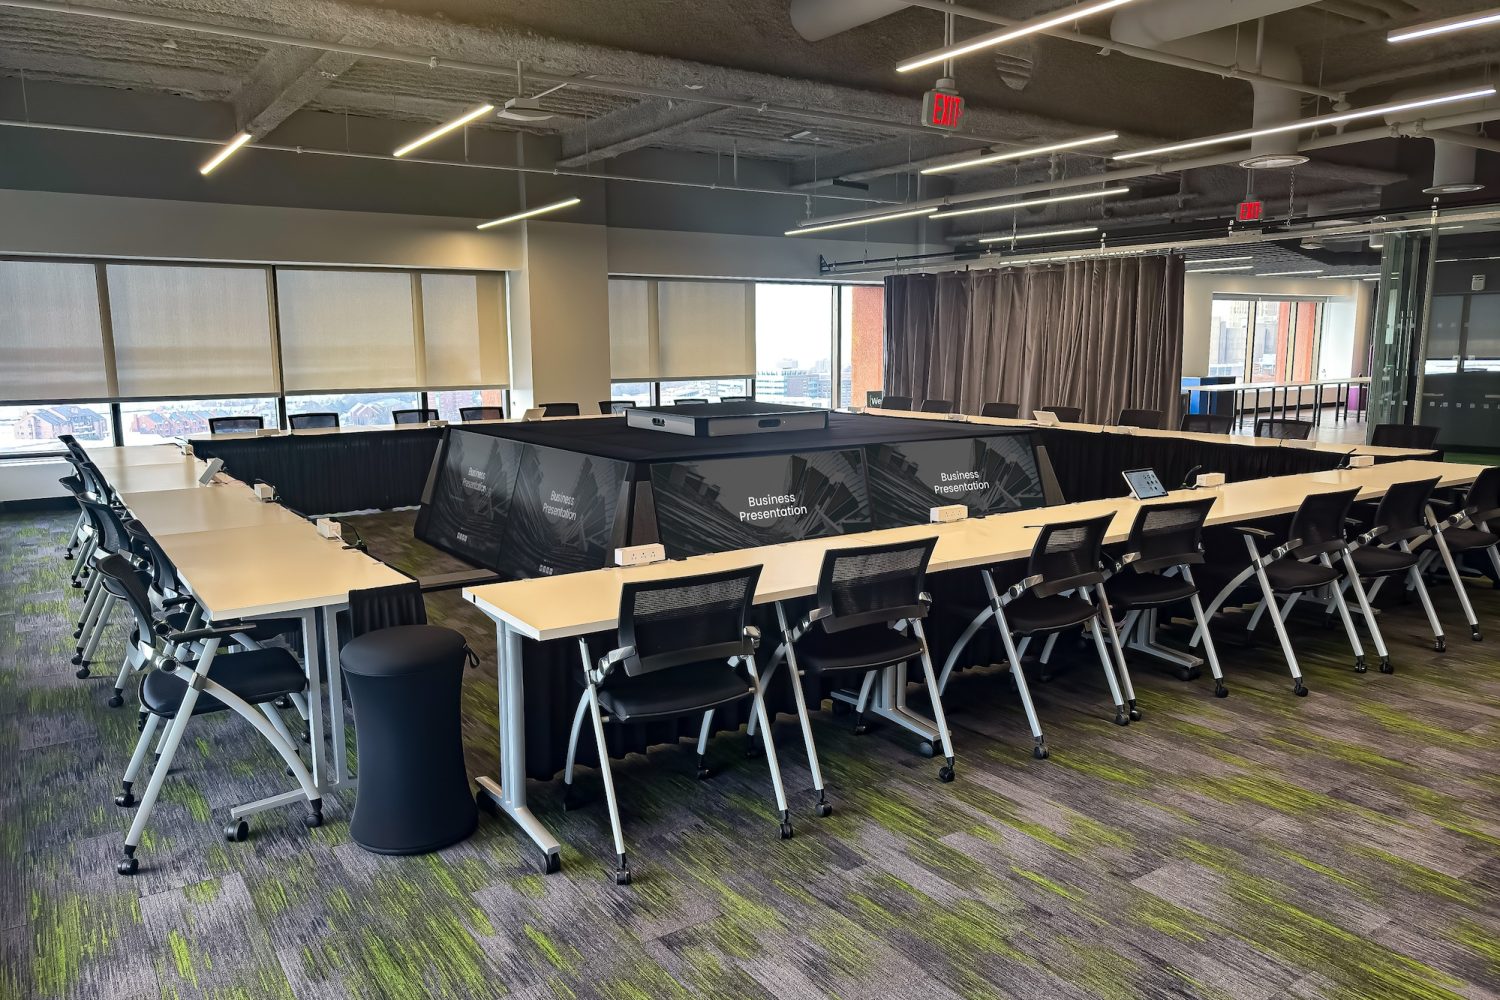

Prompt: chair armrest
[
  {"left": 595, "top": 644, "right": 639, "bottom": 679},
  {"left": 1233, "top": 526, "right": 1274, "bottom": 540},
  {"left": 159, "top": 595, "right": 196, "bottom": 608},
  {"left": 798, "top": 606, "right": 831, "bottom": 632},
  {"left": 743, "top": 625, "right": 761, "bottom": 652},
  {"left": 1354, "top": 525, "right": 1387, "bottom": 546},
  {"left": 1002, "top": 574, "right": 1044, "bottom": 603}
]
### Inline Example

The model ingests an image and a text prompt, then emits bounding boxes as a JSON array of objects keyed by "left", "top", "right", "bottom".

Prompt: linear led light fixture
[
  {"left": 1258, "top": 269, "right": 1324, "bottom": 276},
  {"left": 897, "top": 0, "right": 1144, "bottom": 73},
  {"left": 199, "top": 131, "right": 251, "bottom": 175},
  {"left": 394, "top": 103, "right": 495, "bottom": 157},
  {"left": 929, "top": 186, "right": 1130, "bottom": 220},
  {"left": 786, "top": 206, "right": 935, "bottom": 236},
  {"left": 1113, "top": 86, "right": 1497, "bottom": 161},
  {"left": 1186, "top": 265, "right": 1253, "bottom": 273},
  {"left": 1389, "top": 7, "right": 1500, "bottom": 43},
  {"left": 476, "top": 196, "right": 581, "bottom": 229},
  {"left": 922, "top": 133, "right": 1119, "bottom": 175},
  {"left": 979, "top": 225, "right": 1099, "bottom": 243},
  {"left": 1188, "top": 255, "right": 1254, "bottom": 264}
]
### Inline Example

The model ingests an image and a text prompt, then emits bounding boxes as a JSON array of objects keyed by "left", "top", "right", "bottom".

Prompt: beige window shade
[
  {"left": 608, "top": 278, "right": 754, "bottom": 380},
  {"left": 0, "top": 260, "right": 111, "bottom": 403},
  {"left": 608, "top": 278, "right": 655, "bottom": 381},
  {"left": 277, "top": 269, "right": 418, "bottom": 392},
  {"left": 106, "top": 264, "right": 278, "bottom": 399},
  {"left": 420, "top": 272, "right": 509, "bottom": 388}
]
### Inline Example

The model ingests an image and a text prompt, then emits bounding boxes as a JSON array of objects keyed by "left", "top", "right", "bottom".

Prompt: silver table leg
[
  {"left": 322, "top": 607, "right": 353, "bottom": 790},
  {"left": 301, "top": 608, "right": 327, "bottom": 792},
  {"left": 476, "top": 621, "right": 563, "bottom": 872},
  {"left": 1125, "top": 609, "right": 1204, "bottom": 678}
]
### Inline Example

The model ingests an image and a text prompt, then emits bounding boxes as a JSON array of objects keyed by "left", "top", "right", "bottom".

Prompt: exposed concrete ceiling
[{"left": 0, "top": 0, "right": 1496, "bottom": 241}]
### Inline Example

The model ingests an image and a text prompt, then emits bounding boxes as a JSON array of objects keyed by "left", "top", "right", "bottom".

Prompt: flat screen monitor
[
  {"left": 414, "top": 429, "right": 522, "bottom": 569},
  {"left": 650, "top": 449, "right": 872, "bottom": 558},
  {"left": 495, "top": 444, "right": 630, "bottom": 580},
  {"left": 866, "top": 433, "right": 1046, "bottom": 528}
]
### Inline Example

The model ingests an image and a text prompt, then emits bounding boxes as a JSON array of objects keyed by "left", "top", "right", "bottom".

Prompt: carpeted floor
[{"left": 4, "top": 507, "right": 1500, "bottom": 1000}]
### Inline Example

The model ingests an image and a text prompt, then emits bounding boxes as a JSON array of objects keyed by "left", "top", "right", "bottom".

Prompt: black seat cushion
[
  {"left": 1003, "top": 594, "right": 1098, "bottom": 636},
  {"left": 140, "top": 647, "right": 307, "bottom": 718},
  {"left": 341, "top": 624, "right": 466, "bottom": 678},
  {"left": 598, "top": 662, "right": 753, "bottom": 723},
  {"left": 1436, "top": 526, "right": 1497, "bottom": 554},
  {"left": 795, "top": 624, "right": 923, "bottom": 673},
  {"left": 1263, "top": 558, "right": 1339, "bottom": 594},
  {"left": 1105, "top": 572, "right": 1197, "bottom": 610},
  {"left": 1350, "top": 546, "right": 1418, "bottom": 577}
]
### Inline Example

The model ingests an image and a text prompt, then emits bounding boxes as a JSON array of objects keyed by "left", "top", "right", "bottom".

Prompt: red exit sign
[
  {"left": 923, "top": 89, "right": 965, "bottom": 130},
  {"left": 1237, "top": 200, "right": 1265, "bottom": 223}
]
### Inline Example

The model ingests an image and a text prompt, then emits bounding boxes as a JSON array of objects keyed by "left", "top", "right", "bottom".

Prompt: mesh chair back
[
  {"left": 675, "top": 398, "right": 709, "bottom": 405},
  {"left": 77, "top": 495, "right": 134, "bottom": 557},
  {"left": 1255, "top": 418, "right": 1313, "bottom": 440},
  {"left": 920, "top": 399, "right": 954, "bottom": 414},
  {"left": 600, "top": 400, "right": 636, "bottom": 413},
  {"left": 1365, "top": 477, "right": 1438, "bottom": 544},
  {"left": 1287, "top": 488, "right": 1359, "bottom": 556},
  {"left": 392, "top": 408, "right": 439, "bottom": 425},
  {"left": 59, "top": 473, "right": 86, "bottom": 497},
  {"left": 617, "top": 566, "right": 761, "bottom": 676},
  {"left": 1040, "top": 405, "right": 1082, "bottom": 423},
  {"left": 1025, "top": 514, "right": 1112, "bottom": 597},
  {"left": 57, "top": 433, "right": 83, "bottom": 459},
  {"left": 209, "top": 416, "right": 264, "bottom": 434},
  {"left": 981, "top": 402, "right": 1020, "bottom": 419},
  {"left": 814, "top": 537, "right": 937, "bottom": 634},
  {"left": 459, "top": 406, "right": 504, "bottom": 421},
  {"left": 94, "top": 553, "right": 160, "bottom": 647},
  {"left": 541, "top": 402, "right": 580, "bottom": 417},
  {"left": 65, "top": 456, "right": 110, "bottom": 500},
  {"left": 1117, "top": 408, "right": 1162, "bottom": 429},
  {"left": 289, "top": 412, "right": 339, "bottom": 430},
  {"left": 1181, "top": 413, "right": 1234, "bottom": 434},
  {"left": 349, "top": 582, "right": 428, "bottom": 638},
  {"left": 881, "top": 395, "right": 912, "bottom": 411},
  {"left": 123, "top": 518, "right": 181, "bottom": 595},
  {"left": 1370, "top": 423, "right": 1439, "bottom": 450},
  {"left": 1124, "top": 498, "right": 1213, "bottom": 572}
]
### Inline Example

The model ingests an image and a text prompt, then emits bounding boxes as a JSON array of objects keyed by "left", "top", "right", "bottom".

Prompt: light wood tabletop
[
  {"left": 465, "top": 460, "right": 1485, "bottom": 643},
  {"left": 119, "top": 483, "right": 307, "bottom": 536},
  {"left": 83, "top": 444, "right": 192, "bottom": 468}
]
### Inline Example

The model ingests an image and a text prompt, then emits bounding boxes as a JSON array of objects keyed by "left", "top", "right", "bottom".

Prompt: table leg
[
  {"left": 476, "top": 621, "right": 562, "bottom": 873},
  {"left": 1124, "top": 609, "right": 1203, "bottom": 679},
  {"left": 301, "top": 608, "right": 327, "bottom": 792},
  {"left": 323, "top": 608, "right": 352, "bottom": 789}
]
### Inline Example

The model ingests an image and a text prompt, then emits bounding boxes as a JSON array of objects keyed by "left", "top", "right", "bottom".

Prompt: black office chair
[
  {"left": 288, "top": 412, "right": 339, "bottom": 430},
  {"left": 721, "top": 395, "right": 752, "bottom": 402},
  {"left": 562, "top": 566, "right": 789, "bottom": 885},
  {"left": 1117, "top": 408, "right": 1163, "bottom": 430},
  {"left": 459, "top": 406, "right": 504, "bottom": 422},
  {"left": 1418, "top": 465, "right": 1500, "bottom": 642},
  {"left": 981, "top": 402, "right": 1021, "bottom": 419},
  {"left": 1038, "top": 405, "right": 1082, "bottom": 423},
  {"left": 540, "top": 402, "right": 580, "bottom": 417},
  {"left": 941, "top": 515, "right": 1133, "bottom": 755},
  {"left": 920, "top": 399, "right": 954, "bottom": 414},
  {"left": 675, "top": 397, "right": 709, "bottom": 405},
  {"left": 1181, "top": 413, "right": 1234, "bottom": 435},
  {"left": 1342, "top": 477, "right": 1447, "bottom": 652},
  {"left": 71, "top": 495, "right": 139, "bottom": 677},
  {"left": 1370, "top": 423, "right": 1440, "bottom": 450},
  {"left": 392, "top": 408, "right": 439, "bottom": 425},
  {"left": 208, "top": 416, "right": 264, "bottom": 434},
  {"left": 881, "top": 395, "right": 913, "bottom": 411},
  {"left": 96, "top": 553, "right": 321, "bottom": 876},
  {"left": 1195, "top": 488, "right": 1386, "bottom": 694},
  {"left": 1255, "top": 418, "right": 1313, "bottom": 440},
  {"left": 1104, "top": 498, "right": 1227, "bottom": 696},
  {"left": 599, "top": 400, "right": 637, "bottom": 414},
  {"left": 767, "top": 538, "right": 953, "bottom": 810}
]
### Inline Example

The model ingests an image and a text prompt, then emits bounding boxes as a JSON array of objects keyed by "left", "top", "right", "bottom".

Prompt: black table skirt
[{"left": 194, "top": 429, "right": 443, "bottom": 516}]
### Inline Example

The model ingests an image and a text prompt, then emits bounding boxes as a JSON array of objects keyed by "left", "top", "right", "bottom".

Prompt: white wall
[
  {"left": 1182, "top": 273, "right": 1373, "bottom": 380},
  {"left": 0, "top": 459, "right": 71, "bottom": 505},
  {"left": 607, "top": 226, "right": 938, "bottom": 282}
]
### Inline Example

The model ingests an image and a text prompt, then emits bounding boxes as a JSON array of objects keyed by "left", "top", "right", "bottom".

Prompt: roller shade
[
  {"left": 276, "top": 269, "right": 418, "bottom": 392},
  {"left": 106, "top": 263, "right": 278, "bottom": 399},
  {"left": 419, "top": 272, "right": 510, "bottom": 388},
  {"left": 607, "top": 278, "right": 755, "bottom": 381},
  {"left": 0, "top": 260, "right": 111, "bottom": 402}
]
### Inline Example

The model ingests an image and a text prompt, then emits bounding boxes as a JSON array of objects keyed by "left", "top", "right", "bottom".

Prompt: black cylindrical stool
[{"left": 341, "top": 624, "right": 477, "bottom": 854}]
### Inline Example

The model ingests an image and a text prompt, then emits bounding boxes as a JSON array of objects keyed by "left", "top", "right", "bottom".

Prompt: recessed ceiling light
[
  {"left": 476, "top": 196, "right": 581, "bottom": 230},
  {"left": 1389, "top": 7, "right": 1500, "bottom": 43},
  {"left": 199, "top": 131, "right": 251, "bottom": 175},
  {"left": 929, "top": 186, "right": 1130, "bottom": 220},
  {"left": 394, "top": 103, "right": 495, "bottom": 158},
  {"left": 922, "top": 133, "right": 1119, "bottom": 175},
  {"left": 897, "top": 0, "right": 1145, "bottom": 73}
]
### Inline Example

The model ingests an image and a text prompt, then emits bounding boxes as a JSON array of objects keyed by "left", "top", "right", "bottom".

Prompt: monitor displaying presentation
[
  {"left": 495, "top": 444, "right": 631, "bottom": 580},
  {"left": 650, "top": 449, "right": 872, "bottom": 558},
  {"left": 866, "top": 433, "right": 1046, "bottom": 527},
  {"left": 414, "top": 429, "right": 523, "bottom": 568}
]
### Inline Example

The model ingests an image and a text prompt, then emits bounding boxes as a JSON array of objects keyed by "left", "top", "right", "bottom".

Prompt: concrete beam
[
  {"left": 230, "top": 44, "right": 359, "bottom": 137},
  {"left": 557, "top": 100, "right": 741, "bottom": 167}
]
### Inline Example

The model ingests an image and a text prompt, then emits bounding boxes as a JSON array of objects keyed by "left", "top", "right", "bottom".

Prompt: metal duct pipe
[
  {"left": 1388, "top": 84, "right": 1488, "bottom": 194},
  {"left": 1108, "top": 0, "right": 1318, "bottom": 47},
  {"left": 790, "top": 0, "right": 911, "bottom": 41}
]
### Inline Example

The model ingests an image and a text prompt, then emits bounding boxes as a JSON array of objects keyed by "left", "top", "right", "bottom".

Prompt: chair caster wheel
[
  {"left": 916, "top": 740, "right": 936, "bottom": 759},
  {"left": 116, "top": 857, "right": 139, "bottom": 876},
  {"left": 695, "top": 755, "right": 711, "bottom": 781},
  {"left": 779, "top": 820, "right": 795, "bottom": 840},
  {"left": 615, "top": 868, "right": 632, "bottom": 886},
  {"left": 815, "top": 801, "right": 833, "bottom": 818},
  {"left": 1354, "top": 656, "right": 1367, "bottom": 674},
  {"left": 1293, "top": 681, "right": 1309, "bottom": 697},
  {"left": 744, "top": 738, "right": 764, "bottom": 758},
  {"left": 75, "top": 667, "right": 90, "bottom": 680},
  {"left": 304, "top": 805, "right": 324, "bottom": 829},
  {"left": 938, "top": 763, "right": 956, "bottom": 783},
  {"left": 542, "top": 852, "right": 561, "bottom": 874},
  {"left": 851, "top": 723, "right": 870, "bottom": 736},
  {"left": 114, "top": 791, "right": 135, "bottom": 808},
  {"left": 225, "top": 820, "right": 249, "bottom": 842},
  {"left": 1032, "top": 742, "right": 1049, "bottom": 760},
  {"left": 1472, "top": 627, "right": 1483, "bottom": 641},
  {"left": 1113, "top": 710, "right": 1129, "bottom": 727},
  {"left": 1379, "top": 656, "right": 1393, "bottom": 674},
  {"left": 107, "top": 692, "right": 124, "bottom": 708},
  {"left": 72, "top": 629, "right": 82, "bottom": 639},
  {"left": 1173, "top": 666, "right": 1196, "bottom": 682},
  {"left": 1213, "top": 682, "right": 1229, "bottom": 699},
  {"left": 1434, "top": 637, "right": 1446, "bottom": 653},
  {"left": 1128, "top": 705, "right": 1143, "bottom": 722}
]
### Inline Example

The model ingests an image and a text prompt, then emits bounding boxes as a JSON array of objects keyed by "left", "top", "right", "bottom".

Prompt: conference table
[
  {"left": 1183, "top": 376, "right": 1371, "bottom": 428},
  {"left": 463, "top": 457, "right": 1485, "bottom": 873}
]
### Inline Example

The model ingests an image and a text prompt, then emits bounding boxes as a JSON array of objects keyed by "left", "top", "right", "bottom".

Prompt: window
[
  {"left": 1208, "top": 296, "right": 1334, "bottom": 384},
  {"left": 0, "top": 403, "right": 113, "bottom": 456},
  {"left": 1208, "top": 299, "right": 1250, "bottom": 378},
  {"left": 755, "top": 284, "right": 834, "bottom": 407},
  {"left": 838, "top": 285, "right": 885, "bottom": 407},
  {"left": 658, "top": 378, "right": 751, "bottom": 403},
  {"left": 606, "top": 382, "right": 654, "bottom": 407},
  {"left": 430, "top": 388, "right": 506, "bottom": 422},
  {"left": 286, "top": 391, "right": 421, "bottom": 428},
  {"left": 119, "top": 397, "right": 279, "bottom": 444},
  {"left": 1465, "top": 294, "right": 1500, "bottom": 371},
  {"left": 607, "top": 278, "right": 755, "bottom": 383}
]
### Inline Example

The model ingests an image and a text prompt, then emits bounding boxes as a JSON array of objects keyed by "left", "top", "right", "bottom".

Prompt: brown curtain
[{"left": 883, "top": 253, "right": 1186, "bottom": 424}]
